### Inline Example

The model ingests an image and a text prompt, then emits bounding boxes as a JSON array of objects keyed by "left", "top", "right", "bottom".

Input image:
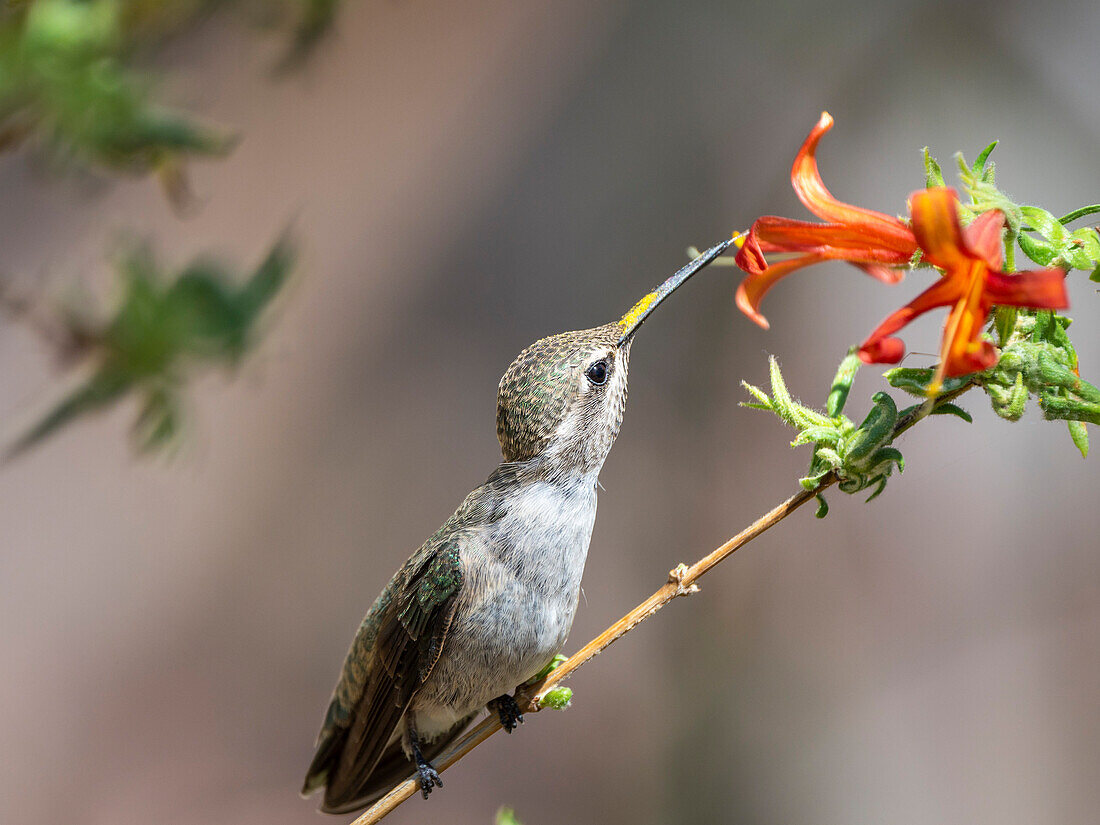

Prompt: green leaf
[
  {"left": 540, "top": 687, "right": 573, "bottom": 710},
  {"left": 994, "top": 306, "right": 1017, "bottom": 347},
  {"left": 930, "top": 402, "right": 972, "bottom": 423},
  {"left": 1072, "top": 227, "right": 1100, "bottom": 259},
  {"left": 4, "top": 235, "right": 294, "bottom": 460},
  {"left": 1020, "top": 205, "right": 1064, "bottom": 240},
  {"left": 922, "top": 147, "right": 946, "bottom": 188},
  {"left": 1068, "top": 420, "right": 1089, "bottom": 458},
  {"left": 1041, "top": 394, "right": 1100, "bottom": 426},
  {"left": 1017, "top": 233, "right": 1057, "bottom": 267},
  {"left": 791, "top": 425, "right": 842, "bottom": 447},
  {"left": 864, "top": 476, "right": 889, "bottom": 503},
  {"left": 885, "top": 367, "right": 936, "bottom": 396},
  {"left": 826, "top": 349, "right": 861, "bottom": 417},
  {"left": 814, "top": 494, "right": 829, "bottom": 518},
  {"left": 527, "top": 654, "right": 568, "bottom": 683},
  {"left": 1057, "top": 204, "right": 1100, "bottom": 225},
  {"left": 496, "top": 807, "right": 524, "bottom": 825},
  {"left": 740, "top": 381, "right": 772, "bottom": 408},
  {"left": 843, "top": 392, "right": 898, "bottom": 465},
  {"left": 972, "top": 141, "right": 998, "bottom": 177}
]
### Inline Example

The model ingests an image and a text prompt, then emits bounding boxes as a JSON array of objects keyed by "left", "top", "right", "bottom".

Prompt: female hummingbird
[{"left": 302, "top": 240, "right": 732, "bottom": 813}]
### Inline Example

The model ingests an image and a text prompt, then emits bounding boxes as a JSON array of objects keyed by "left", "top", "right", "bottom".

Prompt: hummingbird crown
[
  {"left": 495, "top": 323, "right": 628, "bottom": 470},
  {"left": 494, "top": 238, "right": 735, "bottom": 471}
]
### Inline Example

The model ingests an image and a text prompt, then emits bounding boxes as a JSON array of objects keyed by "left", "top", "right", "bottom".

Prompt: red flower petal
[
  {"left": 735, "top": 253, "right": 829, "bottom": 329},
  {"left": 791, "top": 112, "right": 916, "bottom": 252},
  {"left": 983, "top": 268, "right": 1068, "bottom": 308},
  {"left": 858, "top": 274, "right": 963, "bottom": 366}
]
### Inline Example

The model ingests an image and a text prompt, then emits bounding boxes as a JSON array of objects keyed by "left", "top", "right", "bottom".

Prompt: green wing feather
[{"left": 302, "top": 535, "right": 464, "bottom": 810}]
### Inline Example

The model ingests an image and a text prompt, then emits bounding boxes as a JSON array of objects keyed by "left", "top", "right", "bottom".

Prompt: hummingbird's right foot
[{"left": 489, "top": 694, "right": 525, "bottom": 733}]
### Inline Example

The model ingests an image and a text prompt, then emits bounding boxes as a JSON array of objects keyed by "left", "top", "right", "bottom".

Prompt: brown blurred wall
[{"left": 1, "top": 2, "right": 1098, "bottom": 824}]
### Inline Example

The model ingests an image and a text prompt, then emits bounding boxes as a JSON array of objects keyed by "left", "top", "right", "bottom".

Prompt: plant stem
[{"left": 349, "top": 381, "right": 978, "bottom": 825}]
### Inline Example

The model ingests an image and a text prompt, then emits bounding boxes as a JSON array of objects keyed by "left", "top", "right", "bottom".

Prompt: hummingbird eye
[{"left": 585, "top": 359, "right": 609, "bottom": 386}]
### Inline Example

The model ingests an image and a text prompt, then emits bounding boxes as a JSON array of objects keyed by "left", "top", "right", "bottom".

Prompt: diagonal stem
[{"left": 350, "top": 381, "right": 977, "bottom": 825}]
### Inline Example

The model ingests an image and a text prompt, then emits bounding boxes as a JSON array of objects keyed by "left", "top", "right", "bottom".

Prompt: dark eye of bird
[{"left": 585, "top": 359, "right": 609, "bottom": 386}]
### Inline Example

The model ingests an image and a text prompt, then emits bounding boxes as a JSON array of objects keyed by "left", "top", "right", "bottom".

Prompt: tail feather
[{"left": 311, "top": 713, "right": 476, "bottom": 815}]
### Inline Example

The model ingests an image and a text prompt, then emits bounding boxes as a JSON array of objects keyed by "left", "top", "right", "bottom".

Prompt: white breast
[{"left": 412, "top": 474, "right": 598, "bottom": 734}]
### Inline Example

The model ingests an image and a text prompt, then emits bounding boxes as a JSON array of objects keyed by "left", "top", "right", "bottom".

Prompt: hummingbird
[{"left": 302, "top": 240, "right": 733, "bottom": 813}]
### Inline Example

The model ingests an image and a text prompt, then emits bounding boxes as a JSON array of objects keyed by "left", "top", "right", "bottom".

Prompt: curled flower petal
[
  {"left": 734, "top": 117, "right": 1070, "bottom": 391},
  {"left": 736, "top": 252, "right": 828, "bottom": 329},
  {"left": 791, "top": 112, "right": 918, "bottom": 253},
  {"left": 732, "top": 114, "right": 916, "bottom": 327}
]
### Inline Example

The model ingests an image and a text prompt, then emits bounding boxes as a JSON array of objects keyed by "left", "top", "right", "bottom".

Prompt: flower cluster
[{"left": 734, "top": 113, "right": 1071, "bottom": 393}]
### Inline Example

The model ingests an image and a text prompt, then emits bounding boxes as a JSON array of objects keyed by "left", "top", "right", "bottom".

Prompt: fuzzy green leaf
[
  {"left": 929, "top": 402, "right": 972, "bottom": 422},
  {"left": 994, "top": 306, "right": 1017, "bottom": 347},
  {"left": 1068, "top": 420, "right": 1089, "bottom": 458},
  {"left": 1017, "top": 232, "right": 1058, "bottom": 266},
  {"left": 540, "top": 687, "right": 573, "bottom": 710},
  {"left": 972, "top": 141, "right": 998, "bottom": 177},
  {"left": 826, "top": 349, "right": 861, "bottom": 417},
  {"left": 922, "top": 147, "right": 946, "bottom": 188},
  {"left": 1057, "top": 205, "right": 1100, "bottom": 225}
]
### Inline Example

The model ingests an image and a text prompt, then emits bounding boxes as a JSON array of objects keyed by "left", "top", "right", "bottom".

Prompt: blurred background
[{"left": 1, "top": 1, "right": 1098, "bottom": 823}]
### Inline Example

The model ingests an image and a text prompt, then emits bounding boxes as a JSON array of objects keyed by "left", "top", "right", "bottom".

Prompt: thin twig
[
  {"left": 351, "top": 479, "right": 831, "bottom": 825},
  {"left": 350, "top": 381, "right": 978, "bottom": 825}
]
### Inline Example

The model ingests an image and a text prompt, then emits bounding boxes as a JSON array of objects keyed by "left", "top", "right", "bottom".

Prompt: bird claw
[
  {"left": 415, "top": 762, "right": 443, "bottom": 799},
  {"left": 489, "top": 694, "right": 525, "bottom": 733}
]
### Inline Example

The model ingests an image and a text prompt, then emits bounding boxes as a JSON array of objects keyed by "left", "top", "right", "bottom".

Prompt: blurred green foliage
[
  {"left": 0, "top": 1, "right": 343, "bottom": 458},
  {"left": 5, "top": 236, "right": 295, "bottom": 458},
  {"left": 0, "top": 0, "right": 340, "bottom": 189}
]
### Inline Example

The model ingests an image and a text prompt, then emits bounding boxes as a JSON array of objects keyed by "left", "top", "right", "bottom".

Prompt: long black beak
[{"left": 616, "top": 238, "right": 736, "bottom": 346}]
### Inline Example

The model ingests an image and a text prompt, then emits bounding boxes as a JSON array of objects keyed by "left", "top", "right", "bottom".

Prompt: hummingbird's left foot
[
  {"left": 489, "top": 694, "right": 524, "bottom": 733},
  {"left": 414, "top": 760, "right": 443, "bottom": 799},
  {"left": 408, "top": 728, "right": 443, "bottom": 799}
]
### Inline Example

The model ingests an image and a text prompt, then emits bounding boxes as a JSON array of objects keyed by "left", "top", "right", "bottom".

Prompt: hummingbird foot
[
  {"left": 488, "top": 694, "right": 525, "bottom": 733},
  {"left": 414, "top": 760, "right": 443, "bottom": 799},
  {"left": 408, "top": 729, "right": 443, "bottom": 799}
]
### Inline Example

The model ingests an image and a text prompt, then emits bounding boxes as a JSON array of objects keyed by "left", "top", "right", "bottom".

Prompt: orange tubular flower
[
  {"left": 735, "top": 112, "right": 918, "bottom": 328},
  {"left": 858, "top": 188, "right": 1069, "bottom": 389}
]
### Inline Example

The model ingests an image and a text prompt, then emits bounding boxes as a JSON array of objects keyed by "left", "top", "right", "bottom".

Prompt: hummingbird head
[{"left": 495, "top": 239, "right": 732, "bottom": 474}]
